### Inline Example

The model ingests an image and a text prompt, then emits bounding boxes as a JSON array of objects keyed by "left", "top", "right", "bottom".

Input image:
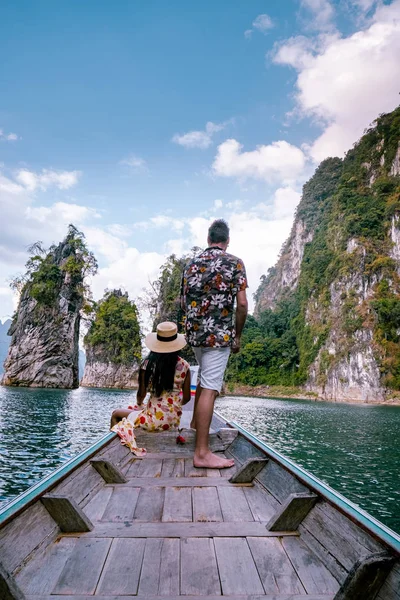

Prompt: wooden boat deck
[{"left": 1, "top": 411, "right": 399, "bottom": 599}]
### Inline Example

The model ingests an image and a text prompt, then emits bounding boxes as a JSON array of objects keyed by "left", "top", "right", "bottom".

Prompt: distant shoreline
[{"left": 222, "top": 383, "right": 400, "bottom": 406}]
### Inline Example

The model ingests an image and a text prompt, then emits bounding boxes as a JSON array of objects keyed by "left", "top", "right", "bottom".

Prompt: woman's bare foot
[{"left": 193, "top": 451, "right": 235, "bottom": 469}]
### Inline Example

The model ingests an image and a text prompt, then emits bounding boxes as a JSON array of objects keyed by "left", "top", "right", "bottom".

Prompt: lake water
[{"left": 0, "top": 386, "right": 399, "bottom": 534}]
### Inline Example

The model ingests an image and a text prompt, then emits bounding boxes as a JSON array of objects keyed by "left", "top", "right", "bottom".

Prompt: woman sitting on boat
[{"left": 110, "top": 321, "right": 191, "bottom": 454}]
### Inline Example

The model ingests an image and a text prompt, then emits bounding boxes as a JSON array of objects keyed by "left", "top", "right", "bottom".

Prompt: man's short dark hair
[{"left": 208, "top": 219, "right": 229, "bottom": 243}]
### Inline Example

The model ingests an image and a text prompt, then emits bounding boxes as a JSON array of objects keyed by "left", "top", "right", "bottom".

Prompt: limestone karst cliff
[
  {"left": 1, "top": 226, "right": 97, "bottom": 388},
  {"left": 252, "top": 106, "right": 400, "bottom": 402},
  {"left": 81, "top": 289, "right": 142, "bottom": 389}
]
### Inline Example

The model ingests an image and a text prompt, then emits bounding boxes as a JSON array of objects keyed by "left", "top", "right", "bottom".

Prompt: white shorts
[{"left": 193, "top": 347, "right": 231, "bottom": 393}]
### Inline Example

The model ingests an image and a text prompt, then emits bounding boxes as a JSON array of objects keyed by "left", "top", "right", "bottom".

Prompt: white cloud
[
  {"left": 0, "top": 129, "right": 19, "bottom": 141},
  {"left": 172, "top": 121, "right": 228, "bottom": 149},
  {"left": 120, "top": 155, "right": 148, "bottom": 171},
  {"left": 274, "top": 0, "right": 400, "bottom": 162},
  {"left": 26, "top": 202, "right": 100, "bottom": 224},
  {"left": 214, "top": 199, "right": 223, "bottom": 210},
  {"left": 245, "top": 13, "right": 274, "bottom": 38},
  {"left": 15, "top": 168, "right": 81, "bottom": 192},
  {"left": 212, "top": 138, "right": 306, "bottom": 184},
  {"left": 299, "top": 0, "right": 336, "bottom": 31}
]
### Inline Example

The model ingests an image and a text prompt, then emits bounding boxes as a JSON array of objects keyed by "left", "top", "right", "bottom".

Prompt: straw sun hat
[{"left": 145, "top": 321, "right": 186, "bottom": 353}]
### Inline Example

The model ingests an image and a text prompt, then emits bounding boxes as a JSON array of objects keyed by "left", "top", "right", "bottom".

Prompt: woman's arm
[
  {"left": 182, "top": 370, "right": 191, "bottom": 405},
  {"left": 136, "top": 369, "right": 147, "bottom": 405}
]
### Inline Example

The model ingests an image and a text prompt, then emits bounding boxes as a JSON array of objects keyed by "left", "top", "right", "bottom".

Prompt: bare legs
[
  {"left": 110, "top": 408, "right": 131, "bottom": 429},
  {"left": 193, "top": 387, "right": 235, "bottom": 469},
  {"left": 190, "top": 383, "right": 202, "bottom": 429}
]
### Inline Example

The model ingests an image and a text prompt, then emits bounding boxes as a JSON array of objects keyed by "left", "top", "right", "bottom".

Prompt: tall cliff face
[
  {"left": 1, "top": 227, "right": 97, "bottom": 388},
  {"left": 254, "top": 107, "right": 400, "bottom": 402},
  {"left": 81, "top": 289, "right": 141, "bottom": 389}
]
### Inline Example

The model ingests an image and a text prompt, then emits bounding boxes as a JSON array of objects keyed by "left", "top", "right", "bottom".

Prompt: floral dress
[{"left": 111, "top": 356, "right": 190, "bottom": 455}]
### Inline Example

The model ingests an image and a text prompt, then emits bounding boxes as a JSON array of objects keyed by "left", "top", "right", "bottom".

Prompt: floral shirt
[{"left": 182, "top": 247, "right": 248, "bottom": 347}]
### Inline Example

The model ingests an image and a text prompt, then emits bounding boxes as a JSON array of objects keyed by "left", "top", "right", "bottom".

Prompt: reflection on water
[
  {"left": 0, "top": 386, "right": 399, "bottom": 534},
  {"left": 216, "top": 395, "right": 400, "bottom": 533}
]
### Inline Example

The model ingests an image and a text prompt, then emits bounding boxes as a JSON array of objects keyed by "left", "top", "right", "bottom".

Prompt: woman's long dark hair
[{"left": 144, "top": 351, "right": 179, "bottom": 396}]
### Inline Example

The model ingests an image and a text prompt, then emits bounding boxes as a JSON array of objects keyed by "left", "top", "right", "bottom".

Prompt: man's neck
[{"left": 208, "top": 243, "right": 227, "bottom": 251}]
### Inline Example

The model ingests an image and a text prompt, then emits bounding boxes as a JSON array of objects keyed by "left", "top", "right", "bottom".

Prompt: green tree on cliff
[{"left": 84, "top": 289, "right": 142, "bottom": 364}]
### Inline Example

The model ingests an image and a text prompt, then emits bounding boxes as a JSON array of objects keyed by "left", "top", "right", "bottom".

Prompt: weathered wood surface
[
  {"left": 15, "top": 538, "right": 76, "bottom": 595},
  {"left": 266, "top": 492, "right": 318, "bottom": 532},
  {"left": 40, "top": 496, "right": 93, "bottom": 533},
  {"left": 214, "top": 537, "right": 264, "bottom": 594},
  {"left": 28, "top": 594, "right": 337, "bottom": 599},
  {"left": 96, "top": 539, "right": 145, "bottom": 596},
  {"left": 101, "top": 487, "right": 139, "bottom": 522},
  {"left": 81, "top": 521, "right": 298, "bottom": 538},
  {"left": 333, "top": 552, "right": 395, "bottom": 600},
  {"left": 247, "top": 537, "right": 305, "bottom": 594},
  {"left": 0, "top": 562, "right": 27, "bottom": 600},
  {"left": 229, "top": 457, "right": 268, "bottom": 483},
  {"left": 90, "top": 459, "right": 127, "bottom": 483},
  {"left": 180, "top": 537, "right": 220, "bottom": 595},
  {"left": 115, "top": 476, "right": 252, "bottom": 487},
  {"left": 6, "top": 429, "right": 398, "bottom": 600},
  {"left": 376, "top": 562, "right": 400, "bottom": 600},
  {"left": 52, "top": 538, "right": 111, "bottom": 595}
]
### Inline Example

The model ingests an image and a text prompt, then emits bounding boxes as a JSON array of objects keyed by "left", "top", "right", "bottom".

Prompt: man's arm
[{"left": 233, "top": 289, "right": 248, "bottom": 354}]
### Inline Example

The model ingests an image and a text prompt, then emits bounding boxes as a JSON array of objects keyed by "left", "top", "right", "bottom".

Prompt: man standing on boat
[{"left": 181, "top": 219, "right": 248, "bottom": 468}]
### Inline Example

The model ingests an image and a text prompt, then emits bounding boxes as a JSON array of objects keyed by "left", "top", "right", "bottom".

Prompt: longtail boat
[{"left": 0, "top": 404, "right": 399, "bottom": 600}]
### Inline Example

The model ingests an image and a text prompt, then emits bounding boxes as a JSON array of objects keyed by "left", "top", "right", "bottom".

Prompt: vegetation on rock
[{"left": 84, "top": 289, "right": 142, "bottom": 365}]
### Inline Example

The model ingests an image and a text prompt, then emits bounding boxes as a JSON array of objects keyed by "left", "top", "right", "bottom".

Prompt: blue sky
[{"left": 1, "top": 0, "right": 400, "bottom": 327}]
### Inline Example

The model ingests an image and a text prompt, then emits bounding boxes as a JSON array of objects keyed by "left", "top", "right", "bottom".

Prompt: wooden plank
[
  {"left": 90, "top": 459, "right": 126, "bottom": 483},
  {"left": 228, "top": 434, "right": 265, "bottom": 463},
  {"left": 334, "top": 552, "right": 395, "bottom": 600},
  {"left": 161, "top": 458, "right": 176, "bottom": 477},
  {"left": 133, "top": 487, "right": 165, "bottom": 522},
  {"left": 137, "top": 538, "right": 163, "bottom": 595},
  {"left": 282, "top": 536, "right": 340, "bottom": 595},
  {"left": 247, "top": 537, "right": 305, "bottom": 594},
  {"left": 113, "top": 476, "right": 252, "bottom": 487},
  {"left": 0, "top": 502, "right": 58, "bottom": 573},
  {"left": 83, "top": 487, "right": 113, "bottom": 522},
  {"left": 126, "top": 459, "right": 142, "bottom": 477},
  {"left": 180, "top": 537, "right": 221, "bottom": 595},
  {"left": 158, "top": 538, "right": 180, "bottom": 595},
  {"left": 52, "top": 462, "right": 104, "bottom": 507},
  {"left": 162, "top": 487, "right": 192, "bottom": 522},
  {"left": 172, "top": 457, "right": 185, "bottom": 477},
  {"left": 96, "top": 538, "right": 146, "bottom": 595},
  {"left": 257, "top": 460, "right": 309, "bottom": 504},
  {"left": 376, "top": 562, "right": 400, "bottom": 600},
  {"left": 218, "top": 486, "right": 254, "bottom": 521},
  {"left": 41, "top": 496, "right": 93, "bottom": 533},
  {"left": 229, "top": 458, "right": 268, "bottom": 484},
  {"left": 217, "top": 428, "right": 238, "bottom": 445},
  {"left": 102, "top": 487, "right": 140, "bottom": 522},
  {"left": 214, "top": 537, "right": 264, "bottom": 595},
  {"left": 15, "top": 538, "right": 77, "bottom": 595},
  {"left": 185, "top": 458, "right": 207, "bottom": 477},
  {"left": 26, "top": 594, "right": 335, "bottom": 600},
  {"left": 301, "top": 503, "right": 373, "bottom": 571},
  {"left": 316, "top": 501, "right": 385, "bottom": 555},
  {"left": 266, "top": 492, "right": 318, "bottom": 531},
  {"left": 81, "top": 521, "right": 299, "bottom": 538},
  {"left": 298, "top": 525, "right": 348, "bottom": 585},
  {"left": 193, "top": 487, "right": 223, "bottom": 522},
  {"left": 52, "top": 538, "right": 111, "bottom": 595},
  {"left": 137, "top": 458, "right": 163, "bottom": 478},
  {"left": 206, "top": 467, "right": 221, "bottom": 477},
  {"left": 0, "top": 563, "right": 26, "bottom": 600},
  {"left": 244, "top": 484, "right": 280, "bottom": 523}
]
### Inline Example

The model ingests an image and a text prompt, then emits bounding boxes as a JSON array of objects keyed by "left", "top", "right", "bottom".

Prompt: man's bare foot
[{"left": 193, "top": 451, "right": 235, "bottom": 469}]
